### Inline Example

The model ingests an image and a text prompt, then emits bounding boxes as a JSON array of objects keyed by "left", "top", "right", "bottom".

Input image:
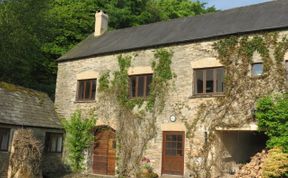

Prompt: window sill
[
  {"left": 189, "top": 94, "right": 225, "bottom": 99},
  {"left": 74, "top": 100, "right": 96, "bottom": 103}
]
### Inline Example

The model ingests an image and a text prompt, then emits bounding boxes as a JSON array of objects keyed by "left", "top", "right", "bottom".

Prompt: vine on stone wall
[
  {"left": 97, "top": 49, "right": 174, "bottom": 177},
  {"left": 174, "top": 32, "right": 288, "bottom": 178}
]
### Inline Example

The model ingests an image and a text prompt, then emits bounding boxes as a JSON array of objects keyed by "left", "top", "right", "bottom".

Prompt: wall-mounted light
[{"left": 169, "top": 115, "right": 176, "bottom": 122}]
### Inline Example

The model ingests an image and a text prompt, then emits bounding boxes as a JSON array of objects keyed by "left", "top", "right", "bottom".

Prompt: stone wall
[
  {"left": 55, "top": 30, "right": 288, "bottom": 177},
  {"left": 0, "top": 152, "right": 9, "bottom": 178},
  {"left": 55, "top": 37, "right": 221, "bottom": 177}
]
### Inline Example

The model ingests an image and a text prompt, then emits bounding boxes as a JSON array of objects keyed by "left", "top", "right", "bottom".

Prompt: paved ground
[
  {"left": 49, "top": 173, "right": 184, "bottom": 178},
  {"left": 160, "top": 175, "right": 183, "bottom": 178}
]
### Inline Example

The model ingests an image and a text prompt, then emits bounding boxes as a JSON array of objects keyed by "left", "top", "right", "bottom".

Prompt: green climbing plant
[
  {"left": 62, "top": 110, "right": 96, "bottom": 171},
  {"left": 97, "top": 49, "right": 174, "bottom": 177},
  {"left": 174, "top": 32, "right": 288, "bottom": 177}
]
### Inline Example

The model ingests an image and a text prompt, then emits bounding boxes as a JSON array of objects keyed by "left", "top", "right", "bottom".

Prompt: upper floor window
[
  {"left": 194, "top": 67, "right": 224, "bottom": 95},
  {"left": 129, "top": 74, "right": 153, "bottom": 98},
  {"left": 77, "top": 79, "right": 96, "bottom": 101},
  {"left": 252, "top": 63, "right": 263, "bottom": 76},
  {"left": 0, "top": 128, "right": 10, "bottom": 151},
  {"left": 45, "top": 132, "right": 63, "bottom": 153}
]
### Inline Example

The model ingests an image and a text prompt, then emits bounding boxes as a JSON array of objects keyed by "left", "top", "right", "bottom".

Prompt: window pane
[
  {"left": 206, "top": 69, "right": 214, "bottom": 93},
  {"left": 252, "top": 63, "right": 263, "bottom": 76},
  {"left": 216, "top": 68, "right": 224, "bottom": 92},
  {"left": 78, "top": 81, "right": 85, "bottom": 99},
  {"left": 91, "top": 80, "right": 96, "bottom": 99},
  {"left": 57, "top": 136, "right": 63, "bottom": 152},
  {"left": 85, "top": 80, "right": 91, "bottom": 99},
  {"left": 137, "top": 76, "right": 145, "bottom": 97},
  {"left": 177, "top": 149, "right": 183, "bottom": 156},
  {"left": 166, "top": 149, "right": 176, "bottom": 156},
  {"left": 167, "top": 135, "right": 177, "bottom": 141},
  {"left": 177, "top": 142, "right": 182, "bottom": 150},
  {"left": 166, "top": 142, "right": 177, "bottom": 149},
  {"left": 195, "top": 70, "right": 203, "bottom": 94},
  {"left": 146, "top": 75, "right": 153, "bottom": 96},
  {"left": 130, "top": 77, "right": 137, "bottom": 97},
  {"left": 51, "top": 135, "right": 57, "bottom": 152},
  {"left": 0, "top": 129, "right": 9, "bottom": 151}
]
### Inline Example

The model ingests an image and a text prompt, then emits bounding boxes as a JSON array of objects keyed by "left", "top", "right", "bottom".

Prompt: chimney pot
[{"left": 94, "top": 10, "right": 108, "bottom": 37}]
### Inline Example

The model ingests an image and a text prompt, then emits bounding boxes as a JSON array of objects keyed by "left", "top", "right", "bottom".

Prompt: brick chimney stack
[{"left": 94, "top": 10, "right": 108, "bottom": 37}]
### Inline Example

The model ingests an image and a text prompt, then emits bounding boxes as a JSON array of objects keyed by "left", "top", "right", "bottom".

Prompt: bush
[
  {"left": 9, "top": 129, "right": 43, "bottom": 178},
  {"left": 262, "top": 147, "right": 288, "bottom": 178},
  {"left": 62, "top": 110, "right": 96, "bottom": 171},
  {"left": 256, "top": 93, "right": 288, "bottom": 152}
]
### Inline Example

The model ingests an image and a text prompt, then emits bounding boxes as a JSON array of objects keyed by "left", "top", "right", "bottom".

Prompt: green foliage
[
  {"left": 262, "top": 147, "right": 288, "bottom": 178},
  {"left": 97, "top": 49, "right": 174, "bottom": 176},
  {"left": 99, "top": 49, "right": 174, "bottom": 111},
  {"left": 0, "top": 0, "right": 56, "bottom": 96},
  {"left": 98, "top": 71, "right": 110, "bottom": 92},
  {"left": 147, "top": 49, "right": 174, "bottom": 112},
  {"left": 181, "top": 33, "right": 288, "bottom": 176},
  {"left": 256, "top": 94, "right": 288, "bottom": 152},
  {"left": 62, "top": 110, "right": 96, "bottom": 171},
  {"left": 0, "top": 0, "right": 215, "bottom": 97},
  {"left": 45, "top": 0, "right": 215, "bottom": 58}
]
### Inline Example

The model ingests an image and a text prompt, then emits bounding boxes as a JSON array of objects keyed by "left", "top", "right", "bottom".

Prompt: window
[
  {"left": 252, "top": 63, "right": 263, "bottom": 76},
  {"left": 45, "top": 133, "right": 63, "bottom": 153},
  {"left": 77, "top": 79, "right": 96, "bottom": 100},
  {"left": 194, "top": 67, "right": 224, "bottom": 95},
  {"left": 129, "top": 74, "right": 153, "bottom": 98},
  {"left": 0, "top": 128, "right": 10, "bottom": 151}
]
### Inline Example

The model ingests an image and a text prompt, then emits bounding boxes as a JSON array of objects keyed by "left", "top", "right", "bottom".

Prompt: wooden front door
[
  {"left": 93, "top": 128, "right": 116, "bottom": 175},
  {"left": 162, "top": 131, "right": 184, "bottom": 175}
]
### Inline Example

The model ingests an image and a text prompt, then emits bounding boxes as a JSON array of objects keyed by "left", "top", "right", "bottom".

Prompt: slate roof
[
  {"left": 58, "top": 0, "right": 288, "bottom": 62},
  {"left": 0, "top": 82, "right": 63, "bottom": 129}
]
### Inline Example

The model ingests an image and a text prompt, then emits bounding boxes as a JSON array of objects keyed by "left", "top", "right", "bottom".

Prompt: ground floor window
[
  {"left": 45, "top": 132, "right": 63, "bottom": 153},
  {"left": 0, "top": 128, "right": 10, "bottom": 151}
]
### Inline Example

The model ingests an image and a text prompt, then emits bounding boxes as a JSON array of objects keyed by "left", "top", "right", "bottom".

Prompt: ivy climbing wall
[{"left": 55, "top": 31, "right": 288, "bottom": 177}]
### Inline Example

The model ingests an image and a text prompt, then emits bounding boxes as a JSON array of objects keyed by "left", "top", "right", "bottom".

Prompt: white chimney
[{"left": 94, "top": 10, "right": 109, "bottom": 37}]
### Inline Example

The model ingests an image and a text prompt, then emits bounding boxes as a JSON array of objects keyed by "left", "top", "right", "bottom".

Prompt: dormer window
[
  {"left": 77, "top": 79, "right": 96, "bottom": 101},
  {"left": 252, "top": 63, "right": 263, "bottom": 76},
  {"left": 129, "top": 74, "right": 153, "bottom": 98}
]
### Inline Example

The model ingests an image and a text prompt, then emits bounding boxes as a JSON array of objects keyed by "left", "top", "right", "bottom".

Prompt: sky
[{"left": 199, "top": 0, "right": 271, "bottom": 10}]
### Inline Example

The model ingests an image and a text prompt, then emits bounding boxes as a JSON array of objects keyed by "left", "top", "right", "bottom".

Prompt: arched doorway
[{"left": 93, "top": 126, "right": 116, "bottom": 175}]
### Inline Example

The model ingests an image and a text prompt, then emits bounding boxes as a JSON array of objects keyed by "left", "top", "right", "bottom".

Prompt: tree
[
  {"left": 256, "top": 93, "right": 288, "bottom": 152},
  {"left": 0, "top": 0, "right": 216, "bottom": 97},
  {"left": 45, "top": 0, "right": 216, "bottom": 57},
  {"left": 0, "top": 0, "right": 56, "bottom": 96}
]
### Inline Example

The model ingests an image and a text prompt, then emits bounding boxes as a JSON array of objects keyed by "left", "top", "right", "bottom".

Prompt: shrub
[
  {"left": 9, "top": 129, "right": 43, "bottom": 178},
  {"left": 62, "top": 110, "right": 96, "bottom": 171},
  {"left": 256, "top": 93, "right": 288, "bottom": 152},
  {"left": 262, "top": 147, "right": 288, "bottom": 178}
]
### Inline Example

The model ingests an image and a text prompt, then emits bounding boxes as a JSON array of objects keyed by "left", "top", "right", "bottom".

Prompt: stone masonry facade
[{"left": 55, "top": 31, "right": 288, "bottom": 177}]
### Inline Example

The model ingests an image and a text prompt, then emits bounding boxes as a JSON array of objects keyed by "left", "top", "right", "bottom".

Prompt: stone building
[
  {"left": 55, "top": 0, "right": 288, "bottom": 177},
  {"left": 0, "top": 82, "right": 64, "bottom": 178}
]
